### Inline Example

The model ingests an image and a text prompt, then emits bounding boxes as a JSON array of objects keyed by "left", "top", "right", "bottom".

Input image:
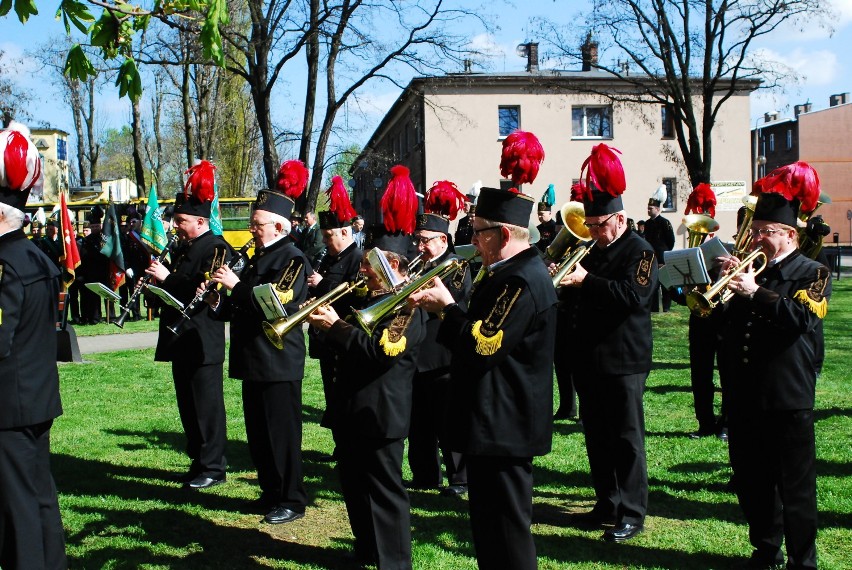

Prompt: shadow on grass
[
  {"left": 645, "top": 383, "right": 693, "bottom": 394},
  {"left": 814, "top": 405, "right": 852, "bottom": 422},
  {"left": 649, "top": 362, "right": 690, "bottom": 371}
]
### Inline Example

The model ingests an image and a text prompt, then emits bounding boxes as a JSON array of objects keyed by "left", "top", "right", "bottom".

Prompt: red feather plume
[
  {"left": 684, "top": 183, "right": 717, "bottom": 218},
  {"left": 1, "top": 128, "right": 41, "bottom": 192},
  {"left": 183, "top": 160, "right": 216, "bottom": 203},
  {"left": 581, "top": 144, "right": 626, "bottom": 197},
  {"left": 571, "top": 180, "right": 590, "bottom": 202},
  {"left": 425, "top": 180, "right": 466, "bottom": 221},
  {"left": 326, "top": 176, "right": 357, "bottom": 223},
  {"left": 784, "top": 162, "right": 821, "bottom": 213},
  {"left": 276, "top": 160, "right": 309, "bottom": 200},
  {"left": 381, "top": 165, "right": 418, "bottom": 234},
  {"left": 500, "top": 130, "right": 545, "bottom": 187}
]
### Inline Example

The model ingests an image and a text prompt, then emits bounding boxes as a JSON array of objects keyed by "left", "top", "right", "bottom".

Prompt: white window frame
[{"left": 572, "top": 105, "right": 613, "bottom": 139}]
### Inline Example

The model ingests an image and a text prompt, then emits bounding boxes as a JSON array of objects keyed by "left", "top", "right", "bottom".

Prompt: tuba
[
  {"left": 545, "top": 201, "right": 592, "bottom": 262},
  {"left": 263, "top": 278, "right": 365, "bottom": 349},
  {"left": 797, "top": 191, "right": 832, "bottom": 260},
  {"left": 682, "top": 214, "right": 720, "bottom": 248},
  {"left": 685, "top": 247, "right": 767, "bottom": 317}
]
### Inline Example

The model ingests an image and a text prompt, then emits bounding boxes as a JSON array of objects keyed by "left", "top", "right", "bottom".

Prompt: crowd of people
[{"left": 0, "top": 120, "right": 833, "bottom": 570}]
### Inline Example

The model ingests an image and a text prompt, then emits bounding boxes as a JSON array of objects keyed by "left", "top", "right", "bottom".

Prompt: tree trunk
[
  {"left": 130, "top": 96, "right": 147, "bottom": 196},
  {"left": 86, "top": 78, "right": 99, "bottom": 181},
  {"left": 69, "top": 79, "right": 87, "bottom": 187}
]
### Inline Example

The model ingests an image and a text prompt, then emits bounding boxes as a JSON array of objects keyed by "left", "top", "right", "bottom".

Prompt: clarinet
[
  {"left": 167, "top": 238, "right": 254, "bottom": 336},
  {"left": 113, "top": 232, "right": 177, "bottom": 329}
]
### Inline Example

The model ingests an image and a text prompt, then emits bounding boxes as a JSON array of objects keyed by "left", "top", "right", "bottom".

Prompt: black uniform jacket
[
  {"left": 415, "top": 249, "right": 473, "bottom": 373},
  {"left": 716, "top": 251, "right": 831, "bottom": 412},
  {"left": 220, "top": 238, "right": 311, "bottom": 383},
  {"left": 536, "top": 219, "right": 558, "bottom": 253},
  {"left": 323, "top": 297, "right": 427, "bottom": 439},
  {"left": 437, "top": 247, "right": 557, "bottom": 457},
  {"left": 642, "top": 215, "right": 674, "bottom": 263},
  {"left": 155, "top": 231, "right": 232, "bottom": 365},
  {"left": 308, "top": 242, "right": 364, "bottom": 359},
  {"left": 558, "top": 229, "right": 659, "bottom": 376},
  {"left": 0, "top": 230, "right": 62, "bottom": 429}
]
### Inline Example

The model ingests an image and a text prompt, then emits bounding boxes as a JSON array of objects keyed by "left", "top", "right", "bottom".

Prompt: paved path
[{"left": 75, "top": 325, "right": 231, "bottom": 354}]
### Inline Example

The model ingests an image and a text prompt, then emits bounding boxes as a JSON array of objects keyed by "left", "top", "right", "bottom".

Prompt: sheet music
[
  {"left": 146, "top": 285, "right": 186, "bottom": 311},
  {"left": 253, "top": 283, "right": 288, "bottom": 320},
  {"left": 699, "top": 237, "right": 730, "bottom": 269},
  {"left": 659, "top": 247, "right": 711, "bottom": 289},
  {"left": 366, "top": 248, "right": 404, "bottom": 290},
  {"left": 84, "top": 282, "right": 121, "bottom": 302}
]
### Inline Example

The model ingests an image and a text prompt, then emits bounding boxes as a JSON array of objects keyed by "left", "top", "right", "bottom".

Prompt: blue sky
[{"left": 3, "top": 0, "right": 852, "bottom": 139}]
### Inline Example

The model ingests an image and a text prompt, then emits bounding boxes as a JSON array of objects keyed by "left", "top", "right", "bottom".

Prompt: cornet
[
  {"left": 552, "top": 240, "right": 596, "bottom": 288},
  {"left": 685, "top": 247, "right": 767, "bottom": 317}
]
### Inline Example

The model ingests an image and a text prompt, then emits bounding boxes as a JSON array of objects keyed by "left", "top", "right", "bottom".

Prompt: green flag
[
  {"left": 141, "top": 184, "right": 169, "bottom": 253},
  {"left": 100, "top": 203, "right": 126, "bottom": 291},
  {"left": 210, "top": 183, "right": 223, "bottom": 235}
]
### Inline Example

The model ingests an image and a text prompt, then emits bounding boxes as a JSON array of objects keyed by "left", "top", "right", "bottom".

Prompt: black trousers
[
  {"left": 243, "top": 380, "right": 307, "bottom": 512},
  {"left": 467, "top": 455, "right": 536, "bottom": 570},
  {"left": 407, "top": 369, "right": 466, "bottom": 487},
  {"left": 554, "top": 314, "right": 578, "bottom": 418},
  {"left": 337, "top": 436, "right": 411, "bottom": 570},
  {"left": 728, "top": 409, "right": 817, "bottom": 569},
  {"left": 172, "top": 361, "right": 227, "bottom": 478},
  {"left": 0, "top": 421, "right": 66, "bottom": 570},
  {"left": 650, "top": 281, "right": 672, "bottom": 312},
  {"left": 574, "top": 371, "right": 648, "bottom": 525},
  {"left": 688, "top": 315, "right": 723, "bottom": 431}
]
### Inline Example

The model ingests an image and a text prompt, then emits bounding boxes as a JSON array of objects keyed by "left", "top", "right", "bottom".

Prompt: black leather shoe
[
  {"left": 569, "top": 510, "right": 617, "bottom": 528},
  {"left": 603, "top": 522, "right": 643, "bottom": 542},
  {"left": 717, "top": 428, "right": 729, "bottom": 442},
  {"left": 440, "top": 484, "right": 468, "bottom": 497},
  {"left": 185, "top": 475, "right": 225, "bottom": 489},
  {"left": 263, "top": 506, "right": 304, "bottom": 524}
]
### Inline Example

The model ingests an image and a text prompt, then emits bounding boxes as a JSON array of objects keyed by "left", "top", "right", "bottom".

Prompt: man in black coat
[
  {"left": 407, "top": 211, "right": 472, "bottom": 496},
  {"left": 410, "top": 187, "right": 557, "bottom": 570},
  {"left": 643, "top": 195, "right": 675, "bottom": 312},
  {"left": 716, "top": 191, "right": 830, "bottom": 570},
  {"left": 557, "top": 145, "right": 657, "bottom": 543},
  {"left": 146, "top": 172, "right": 233, "bottom": 490},
  {"left": 299, "top": 211, "right": 325, "bottom": 264},
  {"left": 309, "top": 243, "right": 426, "bottom": 570},
  {"left": 535, "top": 201, "right": 558, "bottom": 253},
  {"left": 0, "top": 123, "right": 67, "bottom": 570},
  {"left": 209, "top": 189, "right": 310, "bottom": 524}
]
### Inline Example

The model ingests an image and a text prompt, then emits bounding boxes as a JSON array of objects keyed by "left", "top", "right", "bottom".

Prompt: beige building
[
  {"left": 352, "top": 52, "right": 757, "bottom": 249},
  {"left": 27, "top": 128, "right": 70, "bottom": 203}
]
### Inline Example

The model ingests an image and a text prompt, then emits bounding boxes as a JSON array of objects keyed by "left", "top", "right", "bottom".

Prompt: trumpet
[
  {"left": 407, "top": 253, "right": 425, "bottom": 277},
  {"left": 263, "top": 277, "right": 366, "bottom": 349},
  {"left": 168, "top": 238, "right": 255, "bottom": 336},
  {"left": 552, "top": 240, "right": 597, "bottom": 288},
  {"left": 685, "top": 247, "right": 767, "bottom": 317},
  {"left": 113, "top": 232, "right": 178, "bottom": 329}
]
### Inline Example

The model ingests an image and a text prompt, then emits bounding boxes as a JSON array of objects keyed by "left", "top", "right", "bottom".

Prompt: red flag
[{"left": 59, "top": 192, "right": 81, "bottom": 288}]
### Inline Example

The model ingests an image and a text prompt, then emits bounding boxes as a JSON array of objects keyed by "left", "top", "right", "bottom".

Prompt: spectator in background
[
  {"left": 643, "top": 186, "right": 675, "bottom": 312},
  {"left": 300, "top": 211, "right": 324, "bottom": 264}
]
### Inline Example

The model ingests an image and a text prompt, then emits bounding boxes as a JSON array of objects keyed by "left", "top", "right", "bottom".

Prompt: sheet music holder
[
  {"left": 658, "top": 247, "right": 711, "bottom": 290},
  {"left": 146, "top": 285, "right": 185, "bottom": 311},
  {"left": 253, "top": 284, "right": 288, "bottom": 320},
  {"left": 84, "top": 282, "right": 121, "bottom": 303},
  {"left": 366, "top": 248, "right": 405, "bottom": 291}
]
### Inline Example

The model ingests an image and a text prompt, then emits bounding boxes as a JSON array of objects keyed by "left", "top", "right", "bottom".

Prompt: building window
[
  {"left": 786, "top": 129, "right": 793, "bottom": 150},
  {"left": 57, "top": 138, "right": 67, "bottom": 161},
  {"left": 769, "top": 133, "right": 775, "bottom": 152},
  {"left": 661, "top": 178, "right": 677, "bottom": 211},
  {"left": 572, "top": 106, "right": 612, "bottom": 138},
  {"left": 661, "top": 104, "right": 675, "bottom": 138},
  {"left": 498, "top": 106, "right": 520, "bottom": 137}
]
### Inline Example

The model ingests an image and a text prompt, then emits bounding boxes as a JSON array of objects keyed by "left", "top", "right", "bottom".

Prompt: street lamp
[{"left": 752, "top": 112, "right": 776, "bottom": 183}]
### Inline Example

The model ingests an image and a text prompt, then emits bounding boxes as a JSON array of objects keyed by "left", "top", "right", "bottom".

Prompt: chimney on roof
[
  {"left": 526, "top": 43, "right": 539, "bottom": 72},
  {"left": 763, "top": 111, "right": 778, "bottom": 123},
  {"left": 794, "top": 103, "right": 812, "bottom": 118},
  {"left": 829, "top": 93, "right": 849, "bottom": 107},
  {"left": 581, "top": 33, "right": 598, "bottom": 72},
  {"left": 463, "top": 59, "right": 473, "bottom": 74}
]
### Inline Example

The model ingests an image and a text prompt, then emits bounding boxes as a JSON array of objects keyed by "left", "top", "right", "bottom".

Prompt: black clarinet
[
  {"left": 167, "top": 238, "right": 254, "bottom": 336},
  {"left": 113, "top": 232, "right": 177, "bottom": 329}
]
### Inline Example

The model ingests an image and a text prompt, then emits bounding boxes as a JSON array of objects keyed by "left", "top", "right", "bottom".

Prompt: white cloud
[{"left": 829, "top": 0, "right": 852, "bottom": 25}]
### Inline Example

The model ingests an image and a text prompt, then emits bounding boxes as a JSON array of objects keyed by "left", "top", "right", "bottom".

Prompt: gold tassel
[
  {"left": 794, "top": 290, "right": 828, "bottom": 319},
  {"left": 276, "top": 289, "right": 293, "bottom": 304},
  {"left": 471, "top": 320, "right": 503, "bottom": 356},
  {"left": 380, "top": 328, "right": 407, "bottom": 356}
]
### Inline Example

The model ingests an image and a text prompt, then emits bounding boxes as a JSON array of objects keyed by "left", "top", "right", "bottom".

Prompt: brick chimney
[
  {"left": 581, "top": 33, "right": 598, "bottom": 72},
  {"left": 526, "top": 43, "right": 539, "bottom": 72},
  {"left": 794, "top": 103, "right": 812, "bottom": 118}
]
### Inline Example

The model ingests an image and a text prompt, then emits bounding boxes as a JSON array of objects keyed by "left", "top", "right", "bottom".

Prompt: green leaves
[
  {"left": 201, "top": 0, "right": 228, "bottom": 66},
  {"left": 64, "top": 44, "right": 97, "bottom": 82},
  {"left": 1, "top": 0, "right": 39, "bottom": 23},
  {"left": 55, "top": 0, "right": 94, "bottom": 34},
  {"left": 115, "top": 57, "right": 142, "bottom": 100}
]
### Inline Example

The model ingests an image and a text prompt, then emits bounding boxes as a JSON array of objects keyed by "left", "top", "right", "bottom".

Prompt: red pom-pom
[
  {"left": 500, "top": 131, "right": 545, "bottom": 187},
  {"left": 581, "top": 144, "right": 626, "bottom": 197},
  {"left": 0, "top": 128, "right": 41, "bottom": 193},
  {"left": 326, "top": 175, "right": 357, "bottom": 223},
  {"left": 381, "top": 165, "right": 418, "bottom": 234},
  {"left": 183, "top": 160, "right": 216, "bottom": 203},
  {"left": 276, "top": 160, "right": 309, "bottom": 200},
  {"left": 571, "top": 180, "right": 591, "bottom": 202},
  {"left": 684, "top": 183, "right": 717, "bottom": 218},
  {"left": 425, "top": 180, "right": 466, "bottom": 221}
]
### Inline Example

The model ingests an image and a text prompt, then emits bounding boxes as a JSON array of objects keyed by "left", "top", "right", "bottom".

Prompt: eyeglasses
[
  {"left": 750, "top": 228, "right": 786, "bottom": 237},
  {"left": 416, "top": 235, "right": 440, "bottom": 245},
  {"left": 583, "top": 213, "right": 617, "bottom": 229},
  {"left": 248, "top": 221, "right": 275, "bottom": 229},
  {"left": 472, "top": 225, "right": 503, "bottom": 236}
]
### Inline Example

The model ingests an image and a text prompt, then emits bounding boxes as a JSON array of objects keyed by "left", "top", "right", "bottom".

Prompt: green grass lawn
[{"left": 53, "top": 282, "right": 852, "bottom": 569}]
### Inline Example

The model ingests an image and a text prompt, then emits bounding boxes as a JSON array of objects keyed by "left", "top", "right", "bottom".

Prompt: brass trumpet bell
[
  {"left": 682, "top": 214, "right": 720, "bottom": 248},
  {"left": 546, "top": 202, "right": 591, "bottom": 261},
  {"left": 686, "top": 247, "right": 767, "bottom": 317}
]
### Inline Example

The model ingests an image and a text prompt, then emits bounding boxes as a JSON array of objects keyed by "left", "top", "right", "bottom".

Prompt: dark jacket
[
  {"left": 323, "top": 299, "right": 427, "bottom": 439},
  {"left": 438, "top": 246, "right": 557, "bottom": 457},
  {"left": 155, "top": 231, "right": 232, "bottom": 365},
  {"left": 454, "top": 215, "right": 473, "bottom": 246},
  {"left": 300, "top": 223, "right": 324, "bottom": 263},
  {"left": 308, "top": 242, "right": 364, "bottom": 359},
  {"left": 0, "top": 230, "right": 62, "bottom": 429},
  {"left": 558, "top": 229, "right": 659, "bottom": 375},
  {"left": 643, "top": 214, "right": 675, "bottom": 263},
  {"left": 223, "top": 238, "right": 311, "bottom": 383},
  {"left": 717, "top": 251, "right": 831, "bottom": 412},
  {"left": 536, "top": 219, "right": 558, "bottom": 253}
]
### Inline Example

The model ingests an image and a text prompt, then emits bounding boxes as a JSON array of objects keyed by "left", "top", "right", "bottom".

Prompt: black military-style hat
[
  {"left": 475, "top": 187, "right": 535, "bottom": 227},
  {"left": 415, "top": 213, "right": 450, "bottom": 234},
  {"left": 254, "top": 189, "right": 294, "bottom": 219},
  {"left": 174, "top": 192, "right": 212, "bottom": 218},
  {"left": 363, "top": 224, "right": 414, "bottom": 259},
  {"left": 583, "top": 182, "right": 624, "bottom": 217},
  {"left": 537, "top": 201, "right": 551, "bottom": 213},
  {"left": 753, "top": 192, "right": 799, "bottom": 228}
]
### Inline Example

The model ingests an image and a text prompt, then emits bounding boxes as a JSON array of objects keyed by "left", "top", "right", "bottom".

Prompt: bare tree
[
  {"left": 0, "top": 50, "right": 33, "bottom": 125},
  {"left": 539, "top": 0, "right": 831, "bottom": 186}
]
